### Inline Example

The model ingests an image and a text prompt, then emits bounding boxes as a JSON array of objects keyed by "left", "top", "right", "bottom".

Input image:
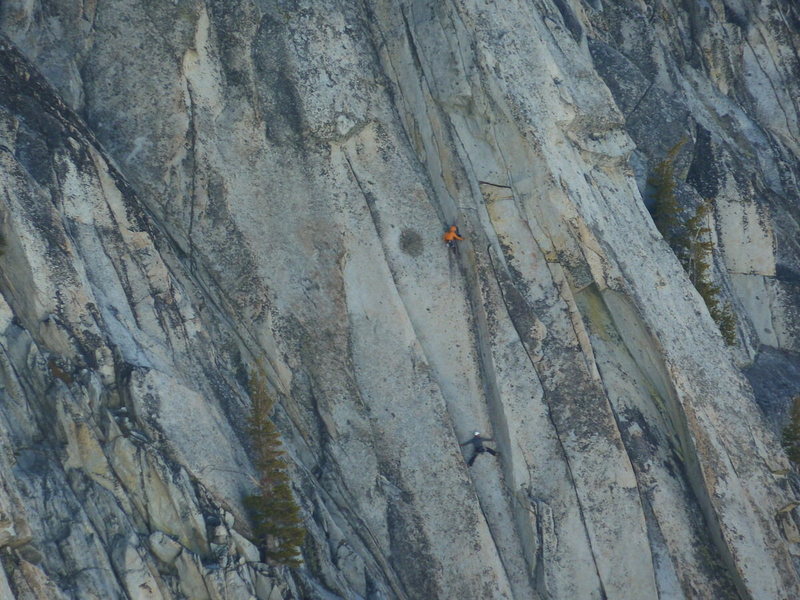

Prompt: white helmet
[{"left": 473, "top": 431, "right": 480, "bottom": 436}]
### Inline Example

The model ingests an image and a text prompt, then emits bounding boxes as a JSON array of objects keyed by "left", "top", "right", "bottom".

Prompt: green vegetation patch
[
  {"left": 647, "top": 142, "right": 737, "bottom": 345},
  {"left": 782, "top": 395, "right": 800, "bottom": 464}
]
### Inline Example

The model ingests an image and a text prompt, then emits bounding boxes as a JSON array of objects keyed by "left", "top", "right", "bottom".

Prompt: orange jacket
[{"left": 443, "top": 226, "right": 464, "bottom": 242}]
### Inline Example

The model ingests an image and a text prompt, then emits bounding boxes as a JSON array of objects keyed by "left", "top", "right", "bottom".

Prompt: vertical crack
[{"left": 185, "top": 80, "right": 198, "bottom": 275}]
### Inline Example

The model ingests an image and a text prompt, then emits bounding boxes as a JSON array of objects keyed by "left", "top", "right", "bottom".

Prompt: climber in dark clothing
[{"left": 460, "top": 431, "right": 499, "bottom": 466}]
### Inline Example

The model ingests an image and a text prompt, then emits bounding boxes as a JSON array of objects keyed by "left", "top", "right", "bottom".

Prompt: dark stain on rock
[
  {"left": 386, "top": 499, "right": 439, "bottom": 599},
  {"left": 744, "top": 346, "right": 800, "bottom": 437},
  {"left": 551, "top": 0, "right": 583, "bottom": 42},
  {"left": 587, "top": 39, "right": 651, "bottom": 117},
  {"left": 399, "top": 228, "right": 423, "bottom": 257},
  {"left": 776, "top": 264, "right": 800, "bottom": 285},
  {"left": 252, "top": 14, "right": 305, "bottom": 145},
  {"left": 13, "top": 123, "right": 53, "bottom": 188},
  {"left": 687, "top": 125, "right": 721, "bottom": 199},
  {"left": 722, "top": 2, "right": 749, "bottom": 30}
]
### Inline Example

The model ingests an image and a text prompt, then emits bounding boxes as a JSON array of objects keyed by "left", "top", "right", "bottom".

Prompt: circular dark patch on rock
[{"left": 399, "top": 228, "right": 423, "bottom": 257}]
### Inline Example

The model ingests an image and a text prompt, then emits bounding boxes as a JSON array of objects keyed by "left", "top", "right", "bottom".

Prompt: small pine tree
[
  {"left": 683, "top": 200, "right": 737, "bottom": 345},
  {"left": 244, "top": 368, "right": 306, "bottom": 566},
  {"left": 683, "top": 200, "right": 712, "bottom": 282},
  {"left": 716, "top": 302, "right": 737, "bottom": 346},
  {"left": 782, "top": 395, "right": 800, "bottom": 464},
  {"left": 648, "top": 139, "right": 686, "bottom": 248}
]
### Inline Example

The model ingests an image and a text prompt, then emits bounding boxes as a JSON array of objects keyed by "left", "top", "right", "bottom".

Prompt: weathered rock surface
[{"left": 0, "top": 0, "right": 799, "bottom": 599}]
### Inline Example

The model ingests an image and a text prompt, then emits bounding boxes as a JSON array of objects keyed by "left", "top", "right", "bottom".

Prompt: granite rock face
[{"left": 0, "top": 1, "right": 799, "bottom": 599}]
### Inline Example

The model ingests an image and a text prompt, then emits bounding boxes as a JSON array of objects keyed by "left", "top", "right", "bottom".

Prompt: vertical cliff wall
[{"left": 0, "top": 1, "right": 799, "bottom": 599}]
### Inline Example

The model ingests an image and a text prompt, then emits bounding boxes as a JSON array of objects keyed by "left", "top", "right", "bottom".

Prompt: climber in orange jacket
[{"left": 443, "top": 225, "right": 464, "bottom": 250}]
